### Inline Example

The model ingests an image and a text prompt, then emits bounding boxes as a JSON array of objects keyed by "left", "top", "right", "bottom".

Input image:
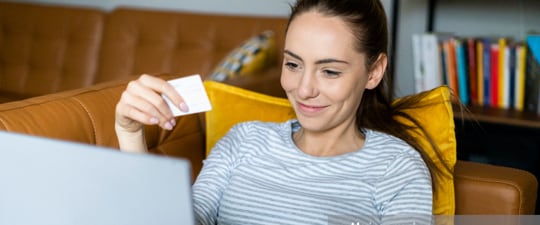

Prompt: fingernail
[
  {"left": 150, "top": 117, "right": 159, "bottom": 124},
  {"left": 164, "top": 122, "right": 173, "bottom": 130},
  {"left": 179, "top": 102, "right": 189, "bottom": 112},
  {"left": 170, "top": 119, "right": 176, "bottom": 127}
]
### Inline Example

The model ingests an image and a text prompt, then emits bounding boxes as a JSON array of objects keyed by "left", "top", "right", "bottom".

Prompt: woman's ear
[{"left": 365, "top": 54, "right": 387, "bottom": 90}]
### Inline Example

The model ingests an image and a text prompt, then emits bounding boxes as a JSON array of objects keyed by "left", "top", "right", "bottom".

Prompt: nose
[{"left": 297, "top": 71, "right": 318, "bottom": 99}]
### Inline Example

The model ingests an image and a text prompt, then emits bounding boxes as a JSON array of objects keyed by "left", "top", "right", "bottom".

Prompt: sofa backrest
[
  {"left": 0, "top": 2, "right": 104, "bottom": 100},
  {"left": 95, "top": 7, "right": 288, "bottom": 83},
  {"left": 0, "top": 3, "right": 288, "bottom": 103}
]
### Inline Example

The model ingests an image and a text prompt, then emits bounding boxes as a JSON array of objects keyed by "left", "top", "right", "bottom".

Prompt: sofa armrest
[{"left": 454, "top": 160, "right": 538, "bottom": 214}]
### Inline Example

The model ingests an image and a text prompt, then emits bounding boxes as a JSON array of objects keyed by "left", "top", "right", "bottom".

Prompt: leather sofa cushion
[
  {"left": 0, "top": 2, "right": 104, "bottom": 99},
  {"left": 95, "top": 7, "right": 288, "bottom": 83}
]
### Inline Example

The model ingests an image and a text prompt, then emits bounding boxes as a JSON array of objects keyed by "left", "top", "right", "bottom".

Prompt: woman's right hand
[{"left": 115, "top": 74, "right": 188, "bottom": 151}]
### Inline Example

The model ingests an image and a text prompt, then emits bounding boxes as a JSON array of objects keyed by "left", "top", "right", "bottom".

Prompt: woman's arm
[
  {"left": 192, "top": 123, "right": 247, "bottom": 225},
  {"left": 376, "top": 152, "right": 433, "bottom": 224}
]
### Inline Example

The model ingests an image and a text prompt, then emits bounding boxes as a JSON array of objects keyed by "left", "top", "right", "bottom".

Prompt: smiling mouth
[{"left": 297, "top": 102, "right": 327, "bottom": 114}]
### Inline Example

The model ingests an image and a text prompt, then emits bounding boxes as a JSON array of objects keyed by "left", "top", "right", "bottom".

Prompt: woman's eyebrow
[
  {"left": 315, "top": 58, "right": 349, "bottom": 65},
  {"left": 284, "top": 50, "right": 303, "bottom": 61},
  {"left": 283, "top": 50, "right": 349, "bottom": 65}
]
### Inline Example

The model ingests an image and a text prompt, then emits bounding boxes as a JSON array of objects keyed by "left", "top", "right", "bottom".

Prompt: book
[
  {"left": 455, "top": 38, "right": 469, "bottom": 105},
  {"left": 412, "top": 33, "right": 452, "bottom": 93},
  {"left": 412, "top": 34, "right": 425, "bottom": 93},
  {"left": 423, "top": 33, "right": 450, "bottom": 92},
  {"left": 443, "top": 38, "right": 459, "bottom": 100},
  {"left": 514, "top": 45, "right": 527, "bottom": 111},
  {"left": 481, "top": 38, "right": 492, "bottom": 107},
  {"left": 497, "top": 38, "right": 507, "bottom": 109},
  {"left": 490, "top": 44, "right": 499, "bottom": 108},
  {"left": 440, "top": 42, "right": 448, "bottom": 86},
  {"left": 467, "top": 38, "right": 478, "bottom": 106},
  {"left": 476, "top": 39, "right": 484, "bottom": 106},
  {"left": 508, "top": 45, "right": 516, "bottom": 109},
  {"left": 524, "top": 35, "right": 540, "bottom": 114}
]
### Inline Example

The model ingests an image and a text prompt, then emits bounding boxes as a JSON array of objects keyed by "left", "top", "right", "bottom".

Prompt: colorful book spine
[
  {"left": 490, "top": 44, "right": 499, "bottom": 108},
  {"left": 498, "top": 38, "right": 507, "bottom": 109},
  {"left": 476, "top": 40, "right": 484, "bottom": 106},
  {"left": 455, "top": 39, "right": 469, "bottom": 105},
  {"left": 499, "top": 44, "right": 512, "bottom": 109},
  {"left": 508, "top": 45, "right": 516, "bottom": 109},
  {"left": 440, "top": 42, "right": 448, "bottom": 86},
  {"left": 482, "top": 38, "right": 492, "bottom": 107},
  {"left": 524, "top": 35, "right": 540, "bottom": 114},
  {"left": 514, "top": 45, "right": 527, "bottom": 111},
  {"left": 467, "top": 38, "right": 478, "bottom": 106},
  {"left": 444, "top": 39, "right": 459, "bottom": 98}
]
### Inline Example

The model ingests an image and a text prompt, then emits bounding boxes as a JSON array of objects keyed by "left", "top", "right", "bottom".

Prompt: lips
[{"left": 297, "top": 102, "right": 328, "bottom": 114}]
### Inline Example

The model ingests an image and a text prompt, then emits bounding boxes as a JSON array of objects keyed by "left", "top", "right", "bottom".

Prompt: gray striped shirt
[{"left": 193, "top": 120, "right": 432, "bottom": 225}]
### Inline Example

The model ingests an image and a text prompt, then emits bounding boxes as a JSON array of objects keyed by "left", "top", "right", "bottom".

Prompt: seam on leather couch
[
  {"left": 0, "top": 117, "right": 9, "bottom": 130},
  {"left": 72, "top": 97, "right": 98, "bottom": 145}
]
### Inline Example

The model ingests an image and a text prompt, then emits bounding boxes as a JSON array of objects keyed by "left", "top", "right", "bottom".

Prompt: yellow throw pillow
[
  {"left": 394, "top": 86, "right": 457, "bottom": 215},
  {"left": 204, "top": 81, "right": 295, "bottom": 156},
  {"left": 209, "top": 30, "right": 277, "bottom": 81},
  {"left": 203, "top": 81, "right": 456, "bottom": 215}
]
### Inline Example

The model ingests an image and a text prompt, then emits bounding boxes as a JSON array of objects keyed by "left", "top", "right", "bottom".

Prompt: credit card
[{"left": 163, "top": 74, "right": 212, "bottom": 116}]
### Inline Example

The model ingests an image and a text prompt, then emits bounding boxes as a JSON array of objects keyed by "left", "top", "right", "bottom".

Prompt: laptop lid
[{"left": 0, "top": 131, "right": 194, "bottom": 225}]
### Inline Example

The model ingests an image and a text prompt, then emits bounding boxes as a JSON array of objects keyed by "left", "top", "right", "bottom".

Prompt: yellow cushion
[
  {"left": 208, "top": 30, "right": 277, "bottom": 81},
  {"left": 394, "top": 86, "right": 456, "bottom": 215},
  {"left": 204, "top": 81, "right": 295, "bottom": 156},
  {"left": 203, "top": 80, "right": 456, "bottom": 215}
]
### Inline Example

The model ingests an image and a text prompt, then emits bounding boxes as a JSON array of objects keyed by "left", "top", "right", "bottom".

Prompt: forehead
[
  {"left": 287, "top": 11, "right": 354, "bottom": 42},
  {"left": 285, "top": 11, "right": 363, "bottom": 61}
]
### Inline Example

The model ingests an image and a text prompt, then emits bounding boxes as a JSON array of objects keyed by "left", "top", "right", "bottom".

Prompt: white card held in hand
[{"left": 163, "top": 74, "right": 212, "bottom": 116}]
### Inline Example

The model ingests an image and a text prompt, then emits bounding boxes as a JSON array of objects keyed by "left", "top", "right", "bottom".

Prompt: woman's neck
[{"left": 292, "top": 122, "right": 365, "bottom": 157}]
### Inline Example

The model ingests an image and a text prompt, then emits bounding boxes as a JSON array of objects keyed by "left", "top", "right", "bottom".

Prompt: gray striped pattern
[{"left": 193, "top": 120, "right": 432, "bottom": 225}]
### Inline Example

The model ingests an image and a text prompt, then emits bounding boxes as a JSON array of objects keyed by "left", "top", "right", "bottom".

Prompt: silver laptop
[{"left": 0, "top": 131, "right": 195, "bottom": 225}]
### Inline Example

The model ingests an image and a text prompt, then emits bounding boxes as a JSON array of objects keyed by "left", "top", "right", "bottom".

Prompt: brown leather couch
[
  {"left": 0, "top": 1, "right": 537, "bottom": 216},
  {"left": 0, "top": 2, "right": 287, "bottom": 102}
]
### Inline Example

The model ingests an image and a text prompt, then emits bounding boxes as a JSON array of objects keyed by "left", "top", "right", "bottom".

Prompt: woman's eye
[
  {"left": 323, "top": 70, "right": 341, "bottom": 77},
  {"left": 285, "top": 62, "right": 299, "bottom": 71}
]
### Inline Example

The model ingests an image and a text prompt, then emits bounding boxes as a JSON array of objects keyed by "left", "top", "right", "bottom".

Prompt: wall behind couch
[
  {"left": 11, "top": 0, "right": 394, "bottom": 18},
  {"left": 10, "top": 0, "right": 296, "bottom": 17}
]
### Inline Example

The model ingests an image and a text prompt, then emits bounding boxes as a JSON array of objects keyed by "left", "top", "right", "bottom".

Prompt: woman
[{"left": 115, "top": 0, "right": 438, "bottom": 224}]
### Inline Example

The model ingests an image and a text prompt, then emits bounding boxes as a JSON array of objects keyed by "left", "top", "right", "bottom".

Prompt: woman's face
[{"left": 281, "top": 11, "right": 384, "bottom": 133}]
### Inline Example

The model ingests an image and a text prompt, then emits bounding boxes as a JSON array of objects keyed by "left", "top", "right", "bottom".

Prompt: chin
[{"left": 295, "top": 116, "right": 327, "bottom": 132}]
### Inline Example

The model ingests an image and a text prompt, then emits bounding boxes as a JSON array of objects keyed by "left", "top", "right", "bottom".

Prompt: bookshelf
[
  {"left": 424, "top": 0, "right": 540, "bottom": 125},
  {"left": 454, "top": 104, "right": 540, "bottom": 128},
  {"left": 421, "top": 0, "right": 540, "bottom": 214}
]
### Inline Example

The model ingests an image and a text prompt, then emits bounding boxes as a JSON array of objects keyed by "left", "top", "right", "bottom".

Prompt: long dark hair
[{"left": 288, "top": 0, "right": 451, "bottom": 186}]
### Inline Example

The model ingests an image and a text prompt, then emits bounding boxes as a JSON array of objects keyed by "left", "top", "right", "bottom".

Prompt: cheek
[
  {"left": 280, "top": 69, "right": 296, "bottom": 92},
  {"left": 328, "top": 83, "right": 365, "bottom": 108}
]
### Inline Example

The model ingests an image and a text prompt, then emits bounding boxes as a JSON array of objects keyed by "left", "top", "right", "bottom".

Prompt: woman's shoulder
[
  {"left": 364, "top": 129, "right": 424, "bottom": 162},
  {"left": 366, "top": 129, "right": 412, "bottom": 149},
  {"left": 365, "top": 130, "right": 431, "bottom": 183}
]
